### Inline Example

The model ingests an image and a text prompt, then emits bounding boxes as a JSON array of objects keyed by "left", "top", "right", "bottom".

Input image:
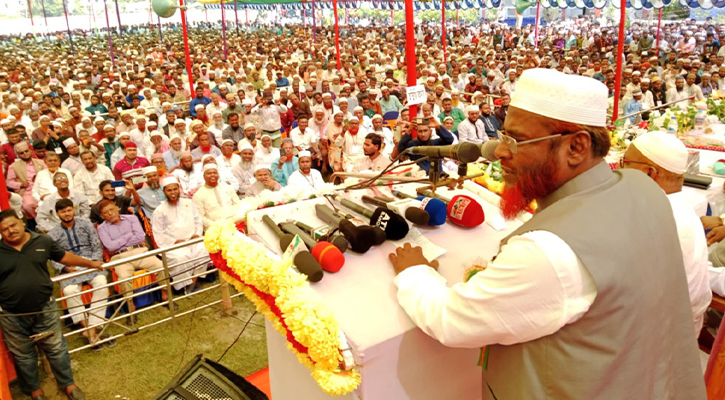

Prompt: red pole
[
  {"left": 612, "top": 0, "right": 626, "bottom": 123},
  {"left": 404, "top": 0, "right": 417, "bottom": 121},
  {"left": 655, "top": 8, "right": 662, "bottom": 54},
  {"left": 441, "top": 0, "right": 446, "bottom": 65},
  {"left": 0, "top": 170, "right": 9, "bottom": 211},
  {"left": 179, "top": 0, "right": 195, "bottom": 97},
  {"left": 534, "top": 2, "right": 540, "bottom": 48},
  {"left": 26, "top": 0, "right": 34, "bottom": 26},
  {"left": 334, "top": 0, "right": 341, "bottom": 69}
]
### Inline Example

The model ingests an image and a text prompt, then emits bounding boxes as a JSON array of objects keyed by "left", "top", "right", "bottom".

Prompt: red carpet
[{"left": 246, "top": 367, "right": 272, "bottom": 398}]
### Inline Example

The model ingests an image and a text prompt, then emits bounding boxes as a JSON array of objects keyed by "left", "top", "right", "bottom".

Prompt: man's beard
[
  {"left": 181, "top": 163, "right": 194, "bottom": 172},
  {"left": 241, "top": 161, "right": 254, "bottom": 170},
  {"left": 500, "top": 156, "right": 559, "bottom": 220},
  {"left": 171, "top": 149, "right": 182, "bottom": 158},
  {"left": 215, "top": 122, "right": 223, "bottom": 129},
  {"left": 676, "top": 86, "right": 684, "bottom": 92}
]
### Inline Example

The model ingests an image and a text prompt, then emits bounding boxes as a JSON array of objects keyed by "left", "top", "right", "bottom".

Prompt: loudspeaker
[
  {"left": 152, "top": 0, "right": 185, "bottom": 18},
  {"left": 154, "top": 354, "right": 269, "bottom": 400}
]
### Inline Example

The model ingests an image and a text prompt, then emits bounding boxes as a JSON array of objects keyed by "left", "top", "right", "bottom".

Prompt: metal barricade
[{"left": 50, "top": 237, "right": 237, "bottom": 354}]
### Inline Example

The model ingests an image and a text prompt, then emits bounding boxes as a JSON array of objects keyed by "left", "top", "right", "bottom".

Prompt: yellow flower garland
[{"left": 204, "top": 221, "right": 362, "bottom": 396}]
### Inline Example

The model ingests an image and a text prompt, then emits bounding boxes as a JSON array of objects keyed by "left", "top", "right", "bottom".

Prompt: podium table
[{"left": 246, "top": 185, "right": 521, "bottom": 400}]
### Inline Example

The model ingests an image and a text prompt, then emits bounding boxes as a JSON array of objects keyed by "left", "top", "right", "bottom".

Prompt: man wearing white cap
[
  {"left": 207, "top": 110, "right": 227, "bottom": 145},
  {"left": 217, "top": 139, "right": 241, "bottom": 170},
  {"left": 163, "top": 135, "right": 185, "bottom": 171},
  {"left": 286, "top": 150, "right": 325, "bottom": 195},
  {"left": 231, "top": 143, "right": 256, "bottom": 197},
  {"left": 246, "top": 165, "right": 281, "bottom": 196},
  {"left": 137, "top": 166, "right": 166, "bottom": 216},
  {"left": 621, "top": 132, "right": 711, "bottom": 336},
  {"left": 389, "top": 69, "right": 706, "bottom": 400},
  {"left": 60, "top": 138, "right": 82, "bottom": 175},
  {"left": 152, "top": 177, "right": 209, "bottom": 293},
  {"left": 254, "top": 134, "right": 279, "bottom": 166},
  {"left": 457, "top": 105, "right": 489, "bottom": 145},
  {"left": 192, "top": 163, "right": 241, "bottom": 230},
  {"left": 172, "top": 151, "right": 202, "bottom": 198}
]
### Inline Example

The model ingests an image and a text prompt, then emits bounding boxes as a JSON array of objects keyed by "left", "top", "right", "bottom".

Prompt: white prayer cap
[
  {"left": 254, "top": 164, "right": 271, "bottom": 173},
  {"left": 239, "top": 142, "right": 254, "bottom": 151},
  {"left": 338, "top": 97, "right": 348, "bottom": 103},
  {"left": 118, "top": 132, "right": 131, "bottom": 139},
  {"left": 195, "top": 104, "right": 205, "bottom": 110},
  {"left": 298, "top": 150, "right": 312, "bottom": 159},
  {"left": 161, "top": 176, "right": 178, "bottom": 188},
  {"left": 62, "top": 138, "right": 76, "bottom": 147},
  {"left": 104, "top": 124, "right": 115, "bottom": 130},
  {"left": 353, "top": 106, "right": 364, "bottom": 112},
  {"left": 203, "top": 163, "right": 218, "bottom": 172},
  {"left": 221, "top": 138, "right": 234, "bottom": 145},
  {"left": 465, "top": 105, "right": 478, "bottom": 114},
  {"left": 371, "top": 114, "right": 383, "bottom": 121},
  {"left": 510, "top": 68, "right": 608, "bottom": 128},
  {"left": 244, "top": 122, "right": 256, "bottom": 130},
  {"left": 94, "top": 117, "right": 105, "bottom": 123},
  {"left": 39, "top": 115, "right": 50, "bottom": 121},
  {"left": 261, "top": 134, "right": 271, "bottom": 140},
  {"left": 631, "top": 131, "right": 688, "bottom": 174},
  {"left": 150, "top": 131, "right": 162, "bottom": 139},
  {"left": 202, "top": 154, "right": 216, "bottom": 163},
  {"left": 142, "top": 166, "right": 157, "bottom": 175}
]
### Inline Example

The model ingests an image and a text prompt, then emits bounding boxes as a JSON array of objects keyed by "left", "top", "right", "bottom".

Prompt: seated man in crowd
[
  {"left": 457, "top": 105, "right": 490, "bottom": 144},
  {"left": 36, "top": 171, "right": 90, "bottom": 233},
  {"left": 231, "top": 143, "right": 256, "bottom": 197},
  {"left": 352, "top": 133, "right": 389, "bottom": 172},
  {"left": 137, "top": 166, "right": 166, "bottom": 216},
  {"left": 216, "top": 139, "right": 241, "bottom": 170},
  {"left": 49, "top": 199, "right": 114, "bottom": 350},
  {"left": 0, "top": 210, "right": 101, "bottom": 400},
  {"left": 397, "top": 118, "right": 455, "bottom": 174},
  {"left": 90, "top": 180, "right": 140, "bottom": 225},
  {"left": 113, "top": 142, "right": 149, "bottom": 180},
  {"left": 287, "top": 151, "right": 326, "bottom": 195},
  {"left": 192, "top": 163, "right": 241, "bottom": 230},
  {"left": 74, "top": 151, "right": 115, "bottom": 203},
  {"left": 6, "top": 141, "right": 44, "bottom": 219},
  {"left": 254, "top": 134, "right": 280, "bottom": 166},
  {"left": 247, "top": 165, "right": 282, "bottom": 196},
  {"left": 61, "top": 138, "right": 83, "bottom": 175},
  {"left": 33, "top": 152, "right": 73, "bottom": 204},
  {"left": 163, "top": 135, "right": 184, "bottom": 171},
  {"left": 95, "top": 200, "right": 168, "bottom": 326},
  {"left": 151, "top": 177, "right": 209, "bottom": 294},
  {"left": 272, "top": 138, "right": 299, "bottom": 187},
  {"left": 172, "top": 151, "right": 202, "bottom": 198}
]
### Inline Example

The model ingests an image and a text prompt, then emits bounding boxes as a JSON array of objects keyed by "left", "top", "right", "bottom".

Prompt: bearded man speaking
[{"left": 389, "top": 69, "right": 705, "bottom": 400}]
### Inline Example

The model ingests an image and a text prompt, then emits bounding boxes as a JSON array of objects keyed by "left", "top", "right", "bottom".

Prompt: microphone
[
  {"left": 293, "top": 221, "right": 349, "bottom": 253},
  {"left": 362, "top": 195, "right": 430, "bottom": 226},
  {"left": 391, "top": 190, "right": 448, "bottom": 226},
  {"left": 334, "top": 195, "right": 410, "bottom": 241},
  {"left": 420, "top": 190, "right": 485, "bottom": 228},
  {"left": 261, "top": 214, "right": 323, "bottom": 282},
  {"left": 280, "top": 222, "right": 345, "bottom": 273},
  {"left": 407, "top": 142, "right": 481, "bottom": 163},
  {"left": 480, "top": 140, "right": 500, "bottom": 162},
  {"left": 261, "top": 215, "right": 295, "bottom": 251},
  {"left": 333, "top": 208, "right": 387, "bottom": 245},
  {"left": 315, "top": 204, "right": 376, "bottom": 253}
]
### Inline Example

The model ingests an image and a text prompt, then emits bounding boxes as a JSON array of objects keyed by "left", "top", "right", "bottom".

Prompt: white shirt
[
  {"left": 254, "top": 146, "right": 280, "bottom": 166},
  {"left": 667, "top": 191, "right": 712, "bottom": 335},
  {"left": 286, "top": 169, "right": 325, "bottom": 196},
  {"left": 216, "top": 153, "right": 242, "bottom": 170},
  {"left": 73, "top": 165, "right": 115, "bottom": 204},
  {"left": 32, "top": 168, "right": 74, "bottom": 203},
  {"left": 395, "top": 231, "right": 597, "bottom": 347},
  {"left": 457, "top": 118, "right": 490, "bottom": 145},
  {"left": 192, "top": 183, "right": 241, "bottom": 229},
  {"left": 290, "top": 127, "right": 319, "bottom": 150},
  {"left": 206, "top": 102, "right": 227, "bottom": 119}
]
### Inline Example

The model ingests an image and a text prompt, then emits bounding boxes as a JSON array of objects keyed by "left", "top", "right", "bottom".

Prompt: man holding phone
[
  {"left": 272, "top": 139, "right": 299, "bottom": 187},
  {"left": 396, "top": 117, "right": 455, "bottom": 174}
]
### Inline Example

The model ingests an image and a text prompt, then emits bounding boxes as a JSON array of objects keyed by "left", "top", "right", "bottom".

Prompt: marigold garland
[{"left": 204, "top": 221, "right": 362, "bottom": 396}]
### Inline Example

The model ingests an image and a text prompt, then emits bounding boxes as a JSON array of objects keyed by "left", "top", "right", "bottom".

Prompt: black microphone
[
  {"left": 334, "top": 195, "right": 410, "bottom": 240},
  {"left": 407, "top": 142, "right": 481, "bottom": 163},
  {"left": 362, "top": 195, "right": 430, "bottom": 226},
  {"left": 334, "top": 209, "right": 387, "bottom": 245},
  {"left": 262, "top": 215, "right": 295, "bottom": 251},
  {"left": 315, "top": 204, "right": 376, "bottom": 253},
  {"left": 280, "top": 222, "right": 345, "bottom": 273},
  {"left": 480, "top": 140, "right": 500, "bottom": 162},
  {"left": 261, "top": 215, "right": 323, "bottom": 282},
  {"left": 294, "top": 221, "right": 349, "bottom": 253}
]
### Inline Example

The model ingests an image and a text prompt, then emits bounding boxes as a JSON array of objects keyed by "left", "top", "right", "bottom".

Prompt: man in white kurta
[
  {"left": 286, "top": 151, "right": 325, "bottom": 196},
  {"left": 192, "top": 163, "right": 241, "bottom": 230},
  {"left": 152, "top": 177, "right": 209, "bottom": 291},
  {"left": 622, "top": 132, "right": 711, "bottom": 336},
  {"left": 172, "top": 151, "right": 203, "bottom": 197},
  {"left": 338, "top": 116, "right": 368, "bottom": 171}
]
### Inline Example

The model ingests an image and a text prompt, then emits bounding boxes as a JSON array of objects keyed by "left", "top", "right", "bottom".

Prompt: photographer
[{"left": 250, "top": 92, "right": 287, "bottom": 137}]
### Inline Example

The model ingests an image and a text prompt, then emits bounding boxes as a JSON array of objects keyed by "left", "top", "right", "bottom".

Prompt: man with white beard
[
  {"left": 151, "top": 176, "right": 209, "bottom": 294},
  {"left": 370, "top": 115, "right": 394, "bottom": 159},
  {"left": 254, "top": 134, "right": 280, "bottom": 166},
  {"left": 163, "top": 135, "right": 184, "bottom": 171},
  {"left": 207, "top": 111, "right": 227, "bottom": 144},
  {"left": 231, "top": 144, "right": 256, "bottom": 197},
  {"left": 216, "top": 139, "right": 241, "bottom": 169}
]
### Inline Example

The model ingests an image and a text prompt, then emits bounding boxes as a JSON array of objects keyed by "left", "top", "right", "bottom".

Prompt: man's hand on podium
[{"left": 389, "top": 243, "right": 439, "bottom": 275}]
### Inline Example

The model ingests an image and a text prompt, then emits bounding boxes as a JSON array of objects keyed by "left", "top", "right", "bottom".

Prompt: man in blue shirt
[
  {"left": 397, "top": 118, "right": 455, "bottom": 174},
  {"left": 275, "top": 71, "right": 290, "bottom": 88},
  {"left": 189, "top": 86, "right": 211, "bottom": 118}
]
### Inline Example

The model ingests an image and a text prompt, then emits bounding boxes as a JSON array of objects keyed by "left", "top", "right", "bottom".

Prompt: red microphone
[
  {"left": 421, "top": 190, "right": 485, "bottom": 228},
  {"left": 280, "top": 221, "right": 345, "bottom": 273}
]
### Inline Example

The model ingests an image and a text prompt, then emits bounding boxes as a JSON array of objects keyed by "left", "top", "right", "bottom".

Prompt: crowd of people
[{"left": 1, "top": 11, "right": 725, "bottom": 399}]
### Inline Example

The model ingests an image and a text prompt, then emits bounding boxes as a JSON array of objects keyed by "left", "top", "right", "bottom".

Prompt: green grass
[{"left": 10, "top": 286, "right": 269, "bottom": 400}]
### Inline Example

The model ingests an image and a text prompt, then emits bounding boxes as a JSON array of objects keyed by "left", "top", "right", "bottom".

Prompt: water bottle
[
  {"left": 693, "top": 109, "right": 706, "bottom": 135},
  {"left": 667, "top": 115, "right": 678, "bottom": 135}
]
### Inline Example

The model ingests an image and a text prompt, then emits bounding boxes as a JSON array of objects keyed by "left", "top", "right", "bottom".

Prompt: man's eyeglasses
[
  {"left": 496, "top": 130, "right": 577, "bottom": 154},
  {"left": 618, "top": 158, "right": 654, "bottom": 169}
]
